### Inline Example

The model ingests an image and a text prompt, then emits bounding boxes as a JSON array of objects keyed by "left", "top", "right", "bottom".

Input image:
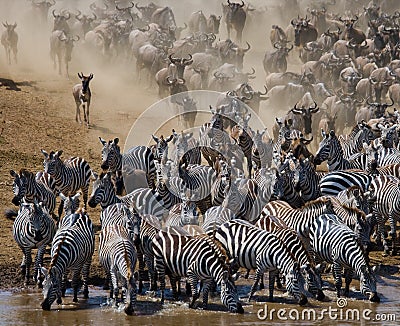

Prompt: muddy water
[{"left": 1, "top": 272, "right": 399, "bottom": 326}]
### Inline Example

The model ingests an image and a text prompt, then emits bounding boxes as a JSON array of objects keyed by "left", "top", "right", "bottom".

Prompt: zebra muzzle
[
  {"left": 298, "top": 293, "right": 308, "bottom": 306},
  {"left": 34, "top": 232, "right": 43, "bottom": 242},
  {"left": 369, "top": 292, "right": 380, "bottom": 303}
]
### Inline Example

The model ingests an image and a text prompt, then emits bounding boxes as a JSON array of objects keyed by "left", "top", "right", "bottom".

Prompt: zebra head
[
  {"left": 314, "top": 129, "right": 334, "bottom": 165},
  {"left": 88, "top": 172, "right": 115, "bottom": 208},
  {"left": 41, "top": 149, "right": 62, "bottom": 176},
  {"left": 180, "top": 195, "right": 199, "bottom": 225},
  {"left": 99, "top": 137, "right": 121, "bottom": 171},
  {"left": 219, "top": 271, "right": 244, "bottom": 314},
  {"left": 10, "top": 169, "right": 25, "bottom": 206},
  {"left": 152, "top": 133, "right": 174, "bottom": 164},
  {"left": 22, "top": 201, "right": 48, "bottom": 243},
  {"left": 284, "top": 263, "right": 308, "bottom": 305},
  {"left": 359, "top": 265, "right": 380, "bottom": 302},
  {"left": 59, "top": 192, "right": 81, "bottom": 216},
  {"left": 41, "top": 266, "right": 62, "bottom": 310}
]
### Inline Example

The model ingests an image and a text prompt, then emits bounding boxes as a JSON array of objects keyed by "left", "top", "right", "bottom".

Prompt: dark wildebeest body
[{"left": 223, "top": 0, "right": 246, "bottom": 44}]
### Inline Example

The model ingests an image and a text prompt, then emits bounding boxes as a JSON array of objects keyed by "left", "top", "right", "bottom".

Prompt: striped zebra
[
  {"left": 152, "top": 230, "right": 244, "bottom": 313},
  {"left": 88, "top": 172, "right": 165, "bottom": 219},
  {"left": 139, "top": 214, "right": 162, "bottom": 292},
  {"left": 336, "top": 185, "right": 369, "bottom": 213},
  {"left": 182, "top": 224, "right": 205, "bottom": 236},
  {"left": 59, "top": 192, "right": 81, "bottom": 217},
  {"left": 199, "top": 106, "right": 232, "bottom": 167},
  {"left": 164, "top": 198, "right": 200, "bottom": 227},
  {"left": 211, "top": 157, "right": 231, "bottom": 206},
  {"left": 178, "top": 161, "right": 216, "bottom": 214},
  {"left": 172, "top": 130, "right": 201, "bottom": 165},
  {"left": 364, "top": 143, "right": 400, "bottom": 167},
  {"left": 214, "top": 219, "right": 308, "bottom": 305},
  {"left": 296, "top": 158, "right": 324, "bottom": 201},
  {"left": 202, "top": 206, "right": 236, "bottom": 234},
  {"left": 318, "top": 170, "right": 372, "bottom": 196},
  {"left": 314, "top": 130, "right": 362, "bottom": 171},
  {"left": 368, "top": 175, "right": 400, "bottom": 256},
  {"left": 154, "top": 161, "right": 182, "bottom": 210},
  {"left": 100, "top": 137, "right": 156, "bottom": 190},
  {"left": 41, "top": 209, "right": 95, "bottom": 310},
  {"left": 10, "top": 169, "right": 57, "bottom": 217},
  {"left": 255, "top": 214, "right": 325, "bottom": 300},
  {"left": 41, "top": 150, "right": 91, "bottom": 217},
  {"left": 338, "top": 121, "right": 375, "bottom": 159},
  {"left": 252, "top": 129, "right": 274, "bottom": 170},
  {"left": 99, "top": 224, "right": 137, "bottom": 315},
  {"left": 151, "top": 133, "right": 174, "bottom": 164},
  {"left": 5, "top": 202, "right": 56, "bottom": 286},
  {"left": 310, "top": 214, "right": 379, "bottom": 302}
]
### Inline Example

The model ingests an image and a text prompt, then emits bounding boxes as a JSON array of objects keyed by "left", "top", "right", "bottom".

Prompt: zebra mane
[
  {"left": 339, "top": 204, "right": 367, "bottom": 220},
  {"left": 300, "top": 197, "right": 330, "bottom": 210},
  {"left": 19, "top": 168, "right": 33, "bottom": 178},
  {"left": 49, "top": 235, "right": 67, "bottom": 270}
]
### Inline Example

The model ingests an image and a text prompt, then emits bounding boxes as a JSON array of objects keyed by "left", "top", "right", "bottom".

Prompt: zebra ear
[
  {"left": 10, "top": 170, "right": 18, "bottom": 178},
  {"left": 99, "top": 137, "right": 107, "bottom": 146},
  {"left": 41, "top": 149, "right": 49, "bottom": 158},
  {"left": 40, "top": 266, "right": 48, "bottom": 278},
  {"left": 91, "top": 171, "right": 99, "bottom": 180},
  {"left": 72, "top": 192, "right": 81, "bottom": 200},
  {"left": 152, "top": 134, "right": 159, "bottom": 143},
  {"left": 55, "top": 150, "right": 63, "bottom": 157},
  {"left": 59, "top": 193, "right": 67, "bottom": 201}
]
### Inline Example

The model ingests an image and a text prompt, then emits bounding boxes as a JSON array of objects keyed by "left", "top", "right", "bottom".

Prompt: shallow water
[{"left": 1, "top": 272, "right": 399, "bottom": 326}]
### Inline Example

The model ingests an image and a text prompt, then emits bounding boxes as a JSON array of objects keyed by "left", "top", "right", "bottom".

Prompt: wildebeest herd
[{"left": 4, "top": 0, "right": 400, "bottom": 317}]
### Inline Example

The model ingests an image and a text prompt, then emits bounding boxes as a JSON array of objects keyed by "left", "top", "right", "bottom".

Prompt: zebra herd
[{"left": 12, "top": 99, "right": 400, "bottom": 315}]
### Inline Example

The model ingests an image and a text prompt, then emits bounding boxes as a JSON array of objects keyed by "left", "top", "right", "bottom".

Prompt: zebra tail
[{"left": 4, "top": 208, "right": 18, "bottom": 220}]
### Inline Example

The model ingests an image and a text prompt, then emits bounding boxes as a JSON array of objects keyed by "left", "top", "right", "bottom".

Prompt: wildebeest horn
[
  {"left": 91, "top": 12, "right": 97, "bottom": 21},
  {"left": 78, "top": 72, "right": 83, "bottom": 79},
  {"left": 368, "top": 76, "right": 378, "bottom": 85},
  {"left": 169, "top": 53, "right": 178, "bottom": 63},
  {"left": 273, "top": 42, "right": 281, "bottom": 49},
  {"left": 337, "top": 27, "right": 342, "bottom": 34},
  {"left": 240, "top": 0, "right": 245, "bottom": 7},
  {"left": 183, "top": 54, "right": 193, "bottom": 63},
  {"left": 259, "top": 85, "right": 268, "bottom": 95},
  {"left": 64, "top": 11, "right": 70, "bottom": 20},
  {"left": 166, "top": 76, "right": 176, "bottom": 85},
  {"left": 75, "top": 10, "right": 82, "bottom": 20},
  {"left": 73, "top": 35, "right": 80, "bottom": 42},
  {"left": 52, "top": 9, "right": 57, "bottom": 17},
  {"left": 244, "top": 41, "right": 251, "bottom": 52},
  {"left": 246, "top": 67, "right": 255, "bottom": 75},
  {"left": 287, "top": 44, "right": 294, "bottom": 51},
  {"left": 301, "top": 135, "right": 313, "bottom": 144},
  {"left": 385, "top": 97, "right": 395, "bottom": 107}
]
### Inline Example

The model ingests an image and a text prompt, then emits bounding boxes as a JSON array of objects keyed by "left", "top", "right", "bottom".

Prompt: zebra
[
  {"left": 98, "top": 224, "right": 137, "bottom": 315},
  {"left": 202, "top": 206, "right": 236, "bottom": 234},
  {"left": 152, "top": 230, "right": 244, "bottom": 313},
  {"left": 310, "top": 214, "right": 380, "bottom": 302},
  {"left": 214, "top": 219, "right": 308, "bottom": 305},
  {"left": 172, "top": 129, "right": 201, "bottom": 165},
  {"left": 151, "top": 133, "right": 174, "bottom": 164},
  {"left": 336, "top": 185, "right": 369, "bottom": 213},
  {"left": 4, "top": 201, "right": 56, "bottom": 286},
  {"left": 364, "top": 142, "right": 400, "bottom": 167},
  {"left": 295, "top": 157, "right": 324, "bottom": 201},
  {"left": 314, "top": 130, "right": 362, "bottom": 171},
  {"left": 139, "top": 214, "right": 162, "bottom": 292},
  {"left": 252, "top": 129, "right": 274, "bottom": 170},
  {"left": 99, "top": 137, "right": 156, "bottom": 191},
  {"left": 338, "top": 121, "right": 375, "bottom": 159},
  {"left": 41, "top": 149, "right": 91, "bottom": 218},
  {"left": 10, "top": 169, "right": 57, "bottom": 217},
  {"left": 368, "top": 175, "right": 400, "bottom": 256},
  {"left": 59, "top": 192, "right": 81, "bottom": 217},
  {"left": 164, "top": 196, "right": 200, "bottom": 227},
  {"left": 211, "top": 156, "right": 231, "bottom": 206},
  {"left": 199, "top": 106, "right": 232, "bottom": 167},
  {"left": 318, "top": 170, "right": 373, "bottom": 196},
  {"left": 255, "top": 214, "right": 325, "bottom": 300},
  {"left": 154, "top": 161, "right": 182, "bottom": 210},
  {"left": 178, "top": 160, "right": 216, "bottom": 214},
  {"left": 41, "top": 208, "right": 95, "bottom": 310},
  {"left": 88, "top": 172, "right": 165, "bottom": 219}
]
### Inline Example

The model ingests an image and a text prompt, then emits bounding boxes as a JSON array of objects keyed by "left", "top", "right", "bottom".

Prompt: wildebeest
[
  {"left": 31, "top": 0, "right": 55, "bottom": 24},
  {"left": 263, "top": 42, "right": 293, "bottom": 74},
  {"left": 52, "top": 9, "right": 71, "bottom": 33},
  {"left": 1, "top": 22, "right": 18, "bottom": 65},
  {"left": 72, "top": 72, "right": 94, "bottom": 127},
  {"left": 50, "top": 31, "right": 79, "bottom": 76},
  {"left": 222, "top": 0, "right": 247, "bottom": 43},
  {"left": 290, "top": 16, "right": 318, "bottom": 48}
]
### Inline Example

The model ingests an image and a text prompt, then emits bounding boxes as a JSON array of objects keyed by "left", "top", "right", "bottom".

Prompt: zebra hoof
[
  {"left": 57, "top": 297, "right": 62, "bottom": 305},
  {"left": 124, "top": 305, "right": 134, "bottom": 315}
]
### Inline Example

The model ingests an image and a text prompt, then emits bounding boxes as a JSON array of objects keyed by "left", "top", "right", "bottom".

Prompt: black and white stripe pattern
[
  {"left": 164, "top": 199, "right": 200, "bottom": 227},
  {"left": 202, "top": 206, "right": 236, "bottom": 234},
  {"left": 99, "top": 224, "right": 137, "bottom": 315},
  {"left": 310, "top": 214, "right": 379, "bottom": 301},
  {"left": 41, "top": 209, "right": 95, "bottom": 310},
  {"left": 152, "top": 229, "right": 244, "bottom": 313},
  {"left": 296, "top": 158, "right": 324, "bottom": 202},
  {"left": 41, "top": 150, "right": 91, "bottom": 215},
  {"left": 214, "top": 219, "right": 308, "bottom": 305},
  {"left": 10, "top": 169, "right": 57, "bottom": 215},
  {"left": 151, "top": 134, "right": 174, "bottom": 164},
  {"left": 338, "top": 121, "right": 375, "bottom": 159},
  {"left": 6, "top": 202, "right": 56, "bottom": 286},
  {"left": 319, "top": 170, "right": 372, "bottom": 196}
]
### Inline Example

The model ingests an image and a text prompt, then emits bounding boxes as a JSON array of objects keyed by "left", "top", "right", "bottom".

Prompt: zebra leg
[
  {"left": 81, "top": 185, "right": 89, "bottom": 210},
  {"left": 81, "top": 261, "right": 91, "bottom": 299},
  {"left": 58, "top": 199, "right": 64, "bottom": 220},
  {"left": 187, "top": 273, "right": 200, "bottom": 308},
  {"left": 34, "top": 246, "right": 46, "bottom": 287},
  {"left": 332, "top": 261, "right": 343, "bottom": 297},
  {"left": 269, "top": 270, "right": 278, "bottom": 302},
  {"left": 344, "top": 268, "right": 353, "bottom": 297},
  {"left": 103, "top": 272, "right": 111, "bottom": 290},
  {"left": 389, "top": 216, "right": 397, "bottom": 256},
  {"left": 201, "top": 280, "right": 212, "bottom": 310},
  {"left": 244, "top": 269, "right": 250, "bottom": 279},
  {"left": 86, "top": 102, "right": 90, "bottom": 127},
  {"left": 248, "top": 268, "right": 263, "bottom": 302},
  {"left": 136, "top": 248, "right": 145, "bottom": 294},
  {"left": 259, "top": 272, "right": 265, "bottom": 290},
  {"left": 71, "top": 269, "right": 82, "bottom": 302},
  {"left": 21, "top": 249, "right": 32, "bottom": 286},
  {"left": 155, "top": 258, "right": 166, "bottom": 304},
  {"left": 75, "top": 102, "right": 82, "bottom": 123},
  {"left": 170, "top": 276, "right": 179, "bottom": 301},
  {"left": 276, "top": 273, "right": 283, "bottom": 289},
  {"left": 145, "top": 254, "right": 157, "bottom": 291},
  {"left": 110, "top": 271, "right": 119, "bottom": 305},
  {"left": 61, "top": 272, "right": 68, "bottom": 297}
]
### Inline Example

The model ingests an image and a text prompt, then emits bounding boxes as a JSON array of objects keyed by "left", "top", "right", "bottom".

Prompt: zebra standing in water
[
  {"left": 99, "top": 137, "right": 157, "bottom": 191},
  {"left": 214, "top": 219, "right": 308, "bottom": 305},
  {"left": 152, "top": 230, "right": 244, "bottom": 313},
  {"left": 5, "top": 202, "right": 56, "bottom": 286},
  {"left": 368, "top": 175, "right": 400, "bottom": 256},
  {"left": 310, "top": 214, "right": 380, "bottom": 302},
  {"left": 98, "top": 224, "right": 137, "bottom": 315},
  {"left": 10, "top": 169, "right": 57, "bottom": 217},
  {"left": 41, "top": 150, "right": 91, "bottom": 218},
  {"left": 41, "top": 208, "right": 95, "bottom": 310}
]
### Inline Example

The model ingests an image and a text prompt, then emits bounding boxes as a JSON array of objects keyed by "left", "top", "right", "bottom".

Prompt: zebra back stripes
[
  {"left": 8, "top": 202, "right": 56, "bottom": 286},
  {"left": 319, "top": 170, "right": 372, "bottom": 196},
  {"left": 99, "top": 224, "right": 137, "bottom": 315},
  {"left": 152, "top": 229, "right": 244, "bottom": 312},
  {"left": 310, "top": 214, "right": 379, "bottom": 301},
  {"left": 41, "top": 209, "right": 94, "bottom": 310}
]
